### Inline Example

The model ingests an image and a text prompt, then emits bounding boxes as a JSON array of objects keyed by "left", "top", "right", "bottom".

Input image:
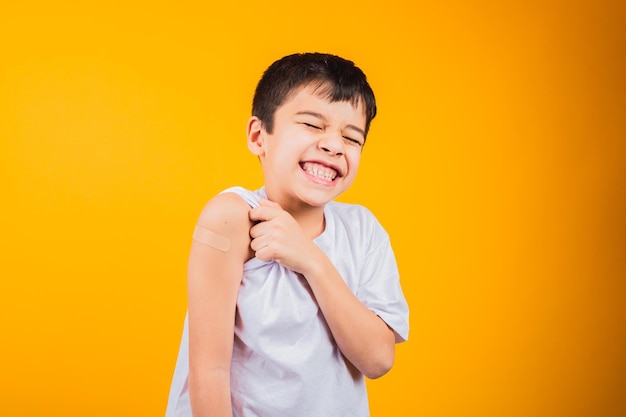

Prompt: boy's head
[{"left": 252, "top": 53, "right": 377, "bottom": 139}]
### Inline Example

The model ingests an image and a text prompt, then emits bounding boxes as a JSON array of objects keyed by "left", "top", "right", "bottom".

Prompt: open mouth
[{"left": 300, "top": 161, "right": 338, "bottom": 182}]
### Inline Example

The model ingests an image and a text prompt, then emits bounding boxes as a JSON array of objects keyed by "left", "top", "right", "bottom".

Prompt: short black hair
[{"left": 252, "top": 52, "right": 377, "bottom": 138}]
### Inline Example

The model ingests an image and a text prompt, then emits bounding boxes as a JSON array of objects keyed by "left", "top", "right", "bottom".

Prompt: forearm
[
  {"left": 304, "top": 248, "right": 396, "bottom": 379},
  {"left": 189, "top": 369, "right": 233, "bottom": 417},
  {"left": 248, "top": 199, "right": 397, "bottom": 377}
]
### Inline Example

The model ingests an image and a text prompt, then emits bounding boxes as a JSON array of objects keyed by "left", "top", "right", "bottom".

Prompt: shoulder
[
  {"left": 192, "top": 191, "right": 254, "bottom": 259},
  {"left": 327, "top": 200, "right": 382, "bottom": 226},
  {"left": 327, "top": 201, "right": 389, "bottom": 241},
  {"left": 196, "top": 191, "right": 253, "bottom": 240}
]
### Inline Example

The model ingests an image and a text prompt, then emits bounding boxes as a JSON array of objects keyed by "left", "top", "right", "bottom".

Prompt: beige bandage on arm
[{"left": 192, "top": 225, "right": 231, "bottom": 252}]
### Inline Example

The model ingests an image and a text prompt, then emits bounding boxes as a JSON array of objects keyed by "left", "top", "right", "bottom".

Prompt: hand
[{"left": 248, "top": 199, "right": 319, "bottom": 274}]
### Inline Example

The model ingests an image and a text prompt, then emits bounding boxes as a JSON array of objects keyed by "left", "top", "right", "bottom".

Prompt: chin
[{"left": 299, "top": 187, "right": 345, "bottom": 207}]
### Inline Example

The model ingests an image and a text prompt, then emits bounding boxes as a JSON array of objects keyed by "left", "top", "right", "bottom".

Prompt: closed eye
[
  {"left": 344, "top": 136, "right": 363, "bottom": 147},
  {"left": 303, "top": 122, "right": 322, "bottom": 130}
]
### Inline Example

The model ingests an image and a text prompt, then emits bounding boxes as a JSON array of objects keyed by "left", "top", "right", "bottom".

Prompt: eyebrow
[{"left": 295, "top": 111, "right": 366, "bottom": 138}]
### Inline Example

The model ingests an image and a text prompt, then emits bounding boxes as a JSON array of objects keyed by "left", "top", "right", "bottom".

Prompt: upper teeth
[{"left": 302, "top": 162, "right": 337, "bottom": 181}]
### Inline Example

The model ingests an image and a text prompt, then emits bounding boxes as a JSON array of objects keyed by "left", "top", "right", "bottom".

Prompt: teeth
[{"left": 302, "top": 162, "right": 337, "bottom": 181}]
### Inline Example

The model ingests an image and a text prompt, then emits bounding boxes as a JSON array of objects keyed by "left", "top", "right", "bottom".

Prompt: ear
[{"left": 246, "top": 116, "right": 266, "bottom": 156}]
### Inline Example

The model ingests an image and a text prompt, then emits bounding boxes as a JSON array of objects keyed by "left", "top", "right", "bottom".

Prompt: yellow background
[{"left": 1, "top": 0, "right": 624, "bottom": 415}]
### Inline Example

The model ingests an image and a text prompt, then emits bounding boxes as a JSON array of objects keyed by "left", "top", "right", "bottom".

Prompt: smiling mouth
[{"left": 300, "top": 162, "right": 338, "bottom": 181}]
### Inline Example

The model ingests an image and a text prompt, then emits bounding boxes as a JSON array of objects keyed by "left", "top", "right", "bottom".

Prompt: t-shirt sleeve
[{"left": 356, "top": 225, "right": 410, "bottom": 343}]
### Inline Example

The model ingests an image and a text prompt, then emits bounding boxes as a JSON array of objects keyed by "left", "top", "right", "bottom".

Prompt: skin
[{"left": 187, "top": 85, "right": 396, "bottom": 417}]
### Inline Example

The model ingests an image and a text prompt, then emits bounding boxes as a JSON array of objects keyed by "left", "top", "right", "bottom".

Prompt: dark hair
[{"left": 252, "top": 52, "right": 377, "bottom": 138}]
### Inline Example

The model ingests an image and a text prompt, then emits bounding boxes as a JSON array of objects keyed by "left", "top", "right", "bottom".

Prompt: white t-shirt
[{"left": 166, "top": 187, "right": 409, "bottom": 417}]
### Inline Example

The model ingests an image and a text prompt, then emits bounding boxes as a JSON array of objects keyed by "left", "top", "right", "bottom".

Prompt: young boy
[{"left": 166, "top": 52, "right": 409, "bottom": 417}]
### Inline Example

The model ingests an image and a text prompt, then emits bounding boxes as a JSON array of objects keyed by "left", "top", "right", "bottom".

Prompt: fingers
[
  {"left": 249, "top": 234, "right": 268, "bottom": 255},
  {"left": 248, "top": 198, "right": 302, "bottom": 264},
  {"left": 249, "top": 221, "right": 278, "bottom": 262},
  {"left": 249, "top": 198, "right": 281, "bottom": 223},
  {"left": 249, "top": 218, "right": 269, "bottom": 239},
  {"left": 249, "top": 211, "right": 288, "bottom": 241},
  {"left": 259, "top": 198, "right": 280, "bottom": 208}
]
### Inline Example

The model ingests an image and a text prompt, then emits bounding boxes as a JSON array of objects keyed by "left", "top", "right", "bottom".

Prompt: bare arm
[
  {"left": 187, "top": 193, "right": 252, "bottom": 416},
  {"left": 249, "top": 199, "right": 395, "bottom": 379},
  {"left": 302, "top": 247, "right": 396, "bottom": 379}
]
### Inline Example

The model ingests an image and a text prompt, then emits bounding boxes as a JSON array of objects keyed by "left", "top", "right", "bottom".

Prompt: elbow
[
  {"left": 361, "top": 325, "right": 396, "bottom": 379},
  {"left": 361, "top": 350, "right": 395, "bottom": 379}
]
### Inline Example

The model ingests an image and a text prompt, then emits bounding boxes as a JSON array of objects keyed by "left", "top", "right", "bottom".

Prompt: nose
[{"left": 318, "top": 131, "right": 344, "bottom": 156}]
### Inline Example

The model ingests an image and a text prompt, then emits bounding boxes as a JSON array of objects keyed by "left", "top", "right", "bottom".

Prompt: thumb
[
  {"left": 259, "top": 198, "right": 282, "bottom": 209},
  {"left": 249, "top": 198, "right": 282, "bottom": 222}
]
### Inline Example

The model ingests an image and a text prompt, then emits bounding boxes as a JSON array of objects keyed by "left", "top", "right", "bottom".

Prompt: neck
[
  {"left": 264, "top": 188, "right": 326, "bottom": 239},
  {"left": 287, "top": 204, "right": 326, "bottom": 240}
]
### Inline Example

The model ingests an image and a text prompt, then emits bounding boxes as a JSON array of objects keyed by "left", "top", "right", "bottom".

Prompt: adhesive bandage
[{"left": 192, "top": 225, "right": 231, "bottom": 252}]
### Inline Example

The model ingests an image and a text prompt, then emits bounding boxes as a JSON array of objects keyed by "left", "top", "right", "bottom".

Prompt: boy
[{"left": 166, "top": 52, "right": 409, "bottom": 417}]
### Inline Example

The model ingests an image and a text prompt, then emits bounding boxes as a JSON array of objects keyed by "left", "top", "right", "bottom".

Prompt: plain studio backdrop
[{"left": 1, "top": 1, "right": 624, "bottom": 416}]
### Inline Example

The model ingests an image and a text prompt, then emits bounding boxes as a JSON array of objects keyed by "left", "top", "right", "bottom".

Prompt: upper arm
[{"left": 187, "top": 193, "right": 251, "bottom": 377}]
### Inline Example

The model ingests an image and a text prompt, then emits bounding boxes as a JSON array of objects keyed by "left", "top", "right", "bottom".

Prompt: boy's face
[{"left": 248, "top": 84, "right": 367, "bottom": 209}]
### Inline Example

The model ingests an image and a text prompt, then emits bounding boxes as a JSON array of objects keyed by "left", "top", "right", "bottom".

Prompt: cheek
[
  {"left": 267, "top": 139, "right": 303, "bottom": 168},
  {"left": 346, "top": 151, "right": 362, "bottom": 175},
  {"left": 349, "top": 149, "right": 362, "bottom": 165}
]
